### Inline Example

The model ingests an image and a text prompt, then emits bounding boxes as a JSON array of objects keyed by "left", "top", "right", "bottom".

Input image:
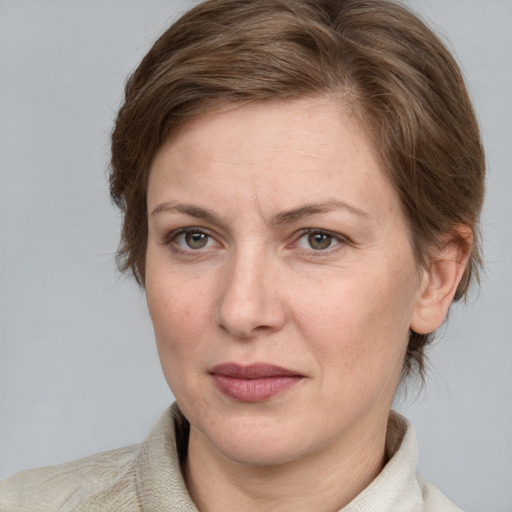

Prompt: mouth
[{"left": 209, "top": 363, "right": 304, "bottom": 402}]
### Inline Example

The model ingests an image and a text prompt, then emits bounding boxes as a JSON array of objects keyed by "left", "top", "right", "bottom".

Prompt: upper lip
[{"left": 210, "top": 363, "right": 302, "bottom": 379}]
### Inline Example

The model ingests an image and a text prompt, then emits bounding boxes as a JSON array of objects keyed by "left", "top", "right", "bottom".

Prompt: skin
[{"left": 145, "top": 96, "right": 468, "bottom": 512}]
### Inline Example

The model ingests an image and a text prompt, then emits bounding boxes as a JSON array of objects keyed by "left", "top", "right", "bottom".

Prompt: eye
[
  {"left": 170, "top": 228, "right": 218, "bottom": 250},
  {"left": 295, "top": 230, "right": 343, "bottom": 251}
]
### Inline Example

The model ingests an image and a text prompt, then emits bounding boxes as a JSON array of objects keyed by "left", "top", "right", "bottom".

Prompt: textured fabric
[{"left": 0, "top": 404, "right": 461, "bottom": 511}]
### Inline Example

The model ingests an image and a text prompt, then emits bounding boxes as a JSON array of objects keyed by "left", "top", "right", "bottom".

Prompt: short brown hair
[{"left": 110, "top": 0, "right": 485, "bottom": 379}]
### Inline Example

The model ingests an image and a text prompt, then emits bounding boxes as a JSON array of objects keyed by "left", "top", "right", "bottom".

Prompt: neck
[{"left": 183, "top": 414, "right": 389, "bottom": 512}]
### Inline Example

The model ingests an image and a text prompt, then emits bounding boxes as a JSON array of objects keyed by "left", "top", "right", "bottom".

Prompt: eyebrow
[
  {"left": 271, "top": 200, "right": 369, "bottom": 225},
  {"left": 151, "top": 202, "right": 223, "bottom": 225},
  {"left": 150, "top": 199, "right": 369, "bottom": 225}
]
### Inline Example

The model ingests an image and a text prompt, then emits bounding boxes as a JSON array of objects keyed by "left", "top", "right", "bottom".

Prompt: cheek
[
  {"left": 145, "top": 264, "right": 215, "bottom": 381},
  {"left": 290, "top": 264, "right": 416, "bottom": 378},
  {"left": 146, "top": 247, "right": 212, "bottom": 329},
  {"left": 150, "top": 289, "right": 209, "bottom": 345}
]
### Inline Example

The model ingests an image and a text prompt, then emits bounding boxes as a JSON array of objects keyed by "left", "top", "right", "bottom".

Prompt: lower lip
[{"left": 212, "top": 375, "right": 303, "bottom": 402}]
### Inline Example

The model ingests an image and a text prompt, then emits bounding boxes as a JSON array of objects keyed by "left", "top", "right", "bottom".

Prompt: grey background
[{"left": 0, "top": 1, "right": 510, "bottom": 510}]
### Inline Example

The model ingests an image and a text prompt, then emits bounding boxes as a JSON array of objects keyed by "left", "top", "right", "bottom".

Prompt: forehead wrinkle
[
  {"left": 252, "top": 191, "right": 267, "bottom": 226},
  {"left": 150, "top": 201, "right": 228, "bottom": 227},
  {"left": 271, "top": 200, "right": 370, "bottom": 226}
]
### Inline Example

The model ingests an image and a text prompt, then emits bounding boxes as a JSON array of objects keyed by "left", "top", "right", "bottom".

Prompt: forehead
[
  {"left": 147, "top": 96, "right": 397, "bottom": 222},
  {"left": 171, "top": 96, "right": 366, "bottom": 149}
]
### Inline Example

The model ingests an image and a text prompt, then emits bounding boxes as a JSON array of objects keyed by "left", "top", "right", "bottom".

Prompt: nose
[{"left": 215, "top": 250, "right": 286, "bottom": 339}]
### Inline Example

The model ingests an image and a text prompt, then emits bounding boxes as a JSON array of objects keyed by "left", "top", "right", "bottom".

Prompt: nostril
[
  {"left": 215, "top": 294, "right": 286, "bottom": 339},
  {"left": 215, "top": 257, "right": 286, "bottom": 338}
]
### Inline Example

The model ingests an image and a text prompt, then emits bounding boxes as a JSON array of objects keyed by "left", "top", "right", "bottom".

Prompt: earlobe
[{"left": 410, "top": 226, "right": 472, "bottom": 335}]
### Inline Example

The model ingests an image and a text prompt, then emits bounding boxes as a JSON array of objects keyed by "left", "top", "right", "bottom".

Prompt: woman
[{"left": 0, "top": 0, "right": 485, "bottom": 510}]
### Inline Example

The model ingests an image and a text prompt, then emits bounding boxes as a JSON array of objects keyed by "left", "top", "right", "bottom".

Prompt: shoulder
[
  {"left": 0, "top": 444, "right": 141, "bottom": 512},
  {"left": 419, "top": 475, "right": 463, "bottom": 512}
]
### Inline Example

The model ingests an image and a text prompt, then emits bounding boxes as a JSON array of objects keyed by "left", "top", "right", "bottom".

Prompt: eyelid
[
  {"left": 163, "top": 226, "right": 221, "bottom": 250},
  {"left": 162, "top": 226, "right": 348, "bottom": 254},
  {"left": 290, "top": 228, "right": 348, "bottom": 252}
]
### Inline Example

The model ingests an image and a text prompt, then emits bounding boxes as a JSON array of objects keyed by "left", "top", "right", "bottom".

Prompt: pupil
[
  {"left": 308, "top": 232, "right": 331, "bottom": 250},
  {"left": 186, "top": 232, "right": 208, "bottom": 249}
]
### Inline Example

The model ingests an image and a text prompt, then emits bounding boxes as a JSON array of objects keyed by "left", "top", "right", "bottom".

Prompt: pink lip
[{"left": 210, "top": 363, "right": 304, "bottom": 402}]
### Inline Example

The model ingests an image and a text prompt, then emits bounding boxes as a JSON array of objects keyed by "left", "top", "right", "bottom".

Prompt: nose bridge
[{"left": 216, "top": 243, "right": 284, "bottom": 338}]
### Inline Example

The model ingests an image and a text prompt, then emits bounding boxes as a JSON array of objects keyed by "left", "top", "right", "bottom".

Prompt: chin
[
  {"left": 211, "top": 425, "right": 308, "bottom": 467},
  {"left": 188, "top": 405, "right": 326, "bottom": 468}
]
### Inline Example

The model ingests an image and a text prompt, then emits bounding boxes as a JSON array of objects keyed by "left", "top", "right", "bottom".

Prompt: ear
[{"left": 410, "top": 225, "right": 472, "bottom": 335}]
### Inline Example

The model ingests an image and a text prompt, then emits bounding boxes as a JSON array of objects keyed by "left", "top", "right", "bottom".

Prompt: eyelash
[
  {"left": 292, "top": 229, "right": 347, "bottom": 257},
  {"left": 162, "top": 227, "right": 348, "bottom": 257},
  {"left": 163, "top": 227, "right": 218, "bottom": 255}
]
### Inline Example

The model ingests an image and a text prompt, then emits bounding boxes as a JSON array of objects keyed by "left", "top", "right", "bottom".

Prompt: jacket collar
[
  {"left": 135, "top": 405, "right": 423, "bottom": 512},
  {"left": 341, "top": 411, "right": 423, "bottom": 511}
]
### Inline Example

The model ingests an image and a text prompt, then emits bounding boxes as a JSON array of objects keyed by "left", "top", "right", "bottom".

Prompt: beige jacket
[{"left": 0, "top": 404, "right": 462, "bottom": 511}]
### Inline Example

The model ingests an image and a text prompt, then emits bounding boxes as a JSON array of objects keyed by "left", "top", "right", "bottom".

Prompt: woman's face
[{"left": 145, "top": 97, "right": 426, "bottom": 467}]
